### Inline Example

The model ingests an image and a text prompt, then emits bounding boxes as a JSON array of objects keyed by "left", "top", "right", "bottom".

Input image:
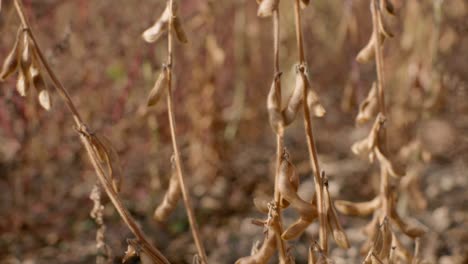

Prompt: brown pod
[
  {"left": 334, "top": 197, "right": 380, "bottom": 216},
  {"left": 283, "top": 68, "right": 306, "bottom": 125},
  {"left": 356, "top": 83, "right": 378, "bottom": 125},
  {"left": 235, "top": 227, "right": 276, "bottom": 264},
  {"left": 267, "top": 78, "right": 283, "bottom": 133},
  {"left": 142, "top": 3, "right": 172, "bottom": 43},
  {"left": 324, "top": 181, "right": 350, "bottom": 249},
  {"left": 257, "top": 0, "right": 279, "bottom": 18},
  {"left": 375, "top": 146, "right": 405, "bottom": 178},
  {"left": 356, "top": 33, "right": 376, "bottom": 64},
  {"left": 300, "top": 0, "right": 310, "bottom": 9},
  {"left": 173, "top": 17, "right": 188, "bottom": 44},
  {"left": 30, "top": 65, "right": 52, "bottom": 110},
  {"left": 253, "top": 195, "right": 270, "bottom": 214},
  {"left": 16, "top": 70, "right": 30, "bottom": 97},
  {"left": 380, "top": 0, "right": 395, "bottom": 15},
  {"left": 377, "top": 218, "right": 393, "bottom": 260},
  {"left": 147, "top": 69, "right": 168, "bottom": 107},
  {"left": 390, "top": 209, "right": 426, "bottom": 238},
  {"left": 0, "top": 29, "right": 22, "bottom": 81},
  {"left": 392, "top": 234, "right": 412, "bottom": 262},
  {"left": 378, "top": 12, "right": 394, "bottom": 39},
  {"left": 19, "top": 34, "right": 32, "bottom": 76},
  {"left": 307, "top": 88, "right": 326, "bottom": 118},
  {"left": 94, "top": 133, "right": 124, "bottom": 193},
  {"left": 154, "top": 167, "right": 181, "bottom": 221}
]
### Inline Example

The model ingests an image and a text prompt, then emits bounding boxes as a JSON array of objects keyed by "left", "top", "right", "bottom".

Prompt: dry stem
[
  {"left": 272, "top": 10, "right": 288, "bottom": 263},
  {"left": 165, "top": 0, "right": 208, "bottom": 262},
  {"left": 292, "top": 0, "right": 328, "bottom": 253},
  {"left": 13, "top": 0, "right": 169, "bottom": 263}
]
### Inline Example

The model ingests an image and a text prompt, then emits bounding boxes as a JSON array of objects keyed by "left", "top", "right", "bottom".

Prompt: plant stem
[
  {"left": 13, "top": 1, "right": 170, "bottom": 263},
  {"left": 371, "top": 0, "right": 390, "bottom": 219},
  {"left": 292, "top": 0, "right": 328, "bottom": 253},
  {"left": 272, "top": 10, "right": 288, "bottom": 263},
  {"left": 165, "top": 0, "right": 208, "bottom": 262}
]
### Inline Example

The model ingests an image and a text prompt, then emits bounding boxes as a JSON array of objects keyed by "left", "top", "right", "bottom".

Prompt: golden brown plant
[
  {"left": 335, "top": 1, "right": 427, "bottom": 262},
  {"left": 142, "top": 0, "right": 208, "bottom": 263},
  {"left": 1, "top": 1, "right": 170, "bottom": 263}
]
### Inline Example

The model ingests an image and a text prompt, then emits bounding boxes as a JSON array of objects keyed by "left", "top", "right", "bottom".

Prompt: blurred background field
[{"left": 0, "top": 0, "right": 467, "bottom": 263}]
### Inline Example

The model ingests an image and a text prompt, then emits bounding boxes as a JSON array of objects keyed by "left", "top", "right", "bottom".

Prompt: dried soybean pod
[
  {"left": 30, "top": 65, "right": 52, "bottom": 110},
  {"left": 235, "top": 227, "right": 277, "bottom": 264},
  {"left": 257, "top": 0, "right": 279, "bottom": 18},
  {"left": 300, "top": 0, "right": 310, "bottom": 9},
  {"left": 142, "top": 2, "right": 172, "bottom": 43},
  {"left": 0, "top": 28, "right": 22, "bottom": 81},
  {"left": 378, "top": 218, "right": 392, "bottom": 260},
  {"left": 154, "top": 165, "right": 181, "bottom": 221},
  {"left": 356, "top": 34, "right": 376, "bottom": 64},
  {"left": 173, "top": 16, "right": 188, "bottom": 44},
  {"left": 380, "top": 0, "right": 395, "bottom": 15},
  {"left": 335, "top": 197, "right": 380, "bottom": 216},
  {"left": 283, "top": 67, "right": 306, "bottom": 125},
  {"left": 377, "top": 12, "right": 393, "bottom": 38},
  {"left": 147, "top": 68, "right": 168, "bottom": 107},
  {"left": 390, "top": 209, "right": 426, "bottom": 238},
  {"left": 323, "top": 177, "right": 349, "bottom": 249},
  {"left": 16, "top": 70, "right": 30, "bottom": 97},
  {"left": 267, "top": 76, "right": 283, "bottom": 133},
  {"left": 307, "top": 88, "right": 326, "bottom": 118},
  {"left": 94, "top": 133, "right": 123, "bottom": 193},
  {"left": 356, "top": 83, "right": 378, "bottom": 125},
  {"left": 375, "top": 147, "right": 405, "bottom": 178},
  {"left": 253, "top": 195, "right": 270, "bottom": 214}
]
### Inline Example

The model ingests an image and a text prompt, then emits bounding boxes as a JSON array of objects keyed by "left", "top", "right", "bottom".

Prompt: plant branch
[
  {"left": 292, "top": 0, "right": 328, "bottom": 253},
  {"left": 272, "top": 10, "right": 288, "bottom": 263},
  {"left": 165, "top": 0, "right": 208, "bottom": 262},
  {"left": 13, "top": 1, "right": 170, "bottom": 263}
]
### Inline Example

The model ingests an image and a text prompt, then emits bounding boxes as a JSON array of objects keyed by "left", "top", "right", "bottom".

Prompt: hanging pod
[
  {"left": 142, "top": 2, "right": 173, "bottom": 43},
  {"left": 0, "top": 28, "right": 23, "bottom": 81},
  {"left": 154, "top": 162, "right": 181, "bottom": 222},
  {"left": 147, "top": 67, "right": 168, "bottom": 107},
  {"left": 356, "top": 82, "right": 378, "bottom": 125},
  {"left": 267, "top": 74, "right": 283, "bottom": 133},
  {"left": 334, "top": 196, "right": 381, "bottom": 216},
  {"left": 323, "top": 176, "right": 350, "bottom": 249}
]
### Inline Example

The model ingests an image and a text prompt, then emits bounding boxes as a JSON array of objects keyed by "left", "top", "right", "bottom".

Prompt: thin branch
[
  {"left": 165, "top": 0, "right": 208, "bottom": 262},
  {"left": 292, "top": 0, "right": 328, "bottom": 253},
  {"left": 13, "top": 1, "right": 170, "bottom": 263},
  {"left": 272, "top": 9, "right": 288, "bottom": 263}
]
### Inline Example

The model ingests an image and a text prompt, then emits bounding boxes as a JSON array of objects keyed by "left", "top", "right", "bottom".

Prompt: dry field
[{"left": 0, "top": 0, "right": 466, "bottom": 263}]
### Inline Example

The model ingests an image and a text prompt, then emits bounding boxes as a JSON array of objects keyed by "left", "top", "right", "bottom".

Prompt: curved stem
[
  {"left": 13, "top": 1, "right": 170, "bottom": 263},
  {"left": 292, "top": 0, "right": 328, "bottom": 253},
  {"left": 165, "top": 0, "right": 208, "bottom": 262}
]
